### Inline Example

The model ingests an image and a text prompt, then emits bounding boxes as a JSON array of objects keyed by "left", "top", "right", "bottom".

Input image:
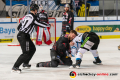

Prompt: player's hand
[
  {"left": 50, "top": 23, "right": 54, "bottom": 27},
  {"left": 69, "top": 41, "right": 74, "bottom": 46},
  {"left": 66, "top": 25, "right": 70, "bottom": 32},
  {"left": 69, "top": 54, "right": 72, "bottom": 57}
]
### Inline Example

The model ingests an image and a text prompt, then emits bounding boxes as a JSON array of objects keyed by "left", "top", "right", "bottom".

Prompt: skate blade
[
  {"left": 11, "top": 70, "right": 21, "bottom": 74},
  {"left": 69, "top": 66, "right": 80, "bottom": 69},
  {"left": 93, "top": 62, "right": 103, "bottom": 65},
  {"left": 69, "top": 66, "right": 74, "bottom": 69},
  {"left": 76, "top": 66, "right": 80, "bottom": 69}
]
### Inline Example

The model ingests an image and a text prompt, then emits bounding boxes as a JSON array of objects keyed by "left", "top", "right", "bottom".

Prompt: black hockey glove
[{"left": 66, "top": 25, "right": 71, "bottom": 33}]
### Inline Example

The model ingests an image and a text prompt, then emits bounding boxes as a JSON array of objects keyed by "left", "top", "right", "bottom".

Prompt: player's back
[{"left": 52, "top": 34, "right": 70, "bottom": 52}]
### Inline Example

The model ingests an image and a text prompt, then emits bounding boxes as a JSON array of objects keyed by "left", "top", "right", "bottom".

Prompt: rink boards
[{"left": 1, "top": 19, "right": 120, "bottom": 43}]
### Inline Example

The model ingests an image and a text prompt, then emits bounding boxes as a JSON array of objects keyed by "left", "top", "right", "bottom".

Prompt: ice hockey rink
[{"left": 0, "top": 39, "right": 120, "bottom": 80}]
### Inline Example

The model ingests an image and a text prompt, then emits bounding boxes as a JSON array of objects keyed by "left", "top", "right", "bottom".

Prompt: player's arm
[
  {"left": 45, "top": 13, "right": 54, "bottom": 28},
  {"left": 34, "top": 19, "right": 51, "bottom": 28},
  {"left": 68, "top": 12, "right": 74, "bottom": 27},
  {"left": 66, "top": 12, "right": 74, "bottom": 32},
  {"left": 17, "top": 23, "right": 22, "bottom": 30},
  {"left": 36, "top": 13, "right": 40, "bottom": 21},
  {"left": 70, "top": 35, "right": 82, "bottom": 57},
  {"left": 57, "top": 37, "right": 70, "bottom": 51}
]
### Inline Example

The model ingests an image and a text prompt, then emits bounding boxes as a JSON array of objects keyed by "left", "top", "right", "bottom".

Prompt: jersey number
[
  {"left": 22, "top": 20, "right": 28, "bottom": 28},
  {"left": 63, "top": 16, "right": 67, "bottom": 21}
]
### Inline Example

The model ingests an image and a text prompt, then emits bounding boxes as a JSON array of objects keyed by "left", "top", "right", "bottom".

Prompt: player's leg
[
  {"left": 36, "top": 27, "right": 43, "bottom": 45},
  {"left": 60, "top": 56, "right": 72, "bottom": 66},
  {"left": 12, "top": 32, "right": 30, "bottom": 73},
  {"left": 70, "top": 36, "right": 95, "bottom": 69},
  {"left": 90, "top": 50, "right": 102, "bottom": 64},
  {"left": 23, "top": 38, "right": 36, "bottom": 69},
  {"left": 69, "top": 48, "right": 87, "bottom": 69},
  {"left": 90, "top": 33, "right": 102, "bottom": 64},
  {"left": 36, "top": 49, "right": 59, "bottom": 67},
  {"left": 36, "top": 60, "right": 59, "bottom": 67},
  {"left": 36, "top": 51, "right": 72, "bottom": 67},
  {"left": 43, "top": 28, "right": 52, "bottom": 45}
]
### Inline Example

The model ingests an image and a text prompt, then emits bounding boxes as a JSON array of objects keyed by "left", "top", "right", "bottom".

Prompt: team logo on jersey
[
  {"left": 39, "top": 14, "right": 46, "bottom": 18},
  {"left": 63, "top": 12, "right": 68, "bottom": 16},
  {"left": 69, "top": 71, "right": 76, "bottom": 78}
]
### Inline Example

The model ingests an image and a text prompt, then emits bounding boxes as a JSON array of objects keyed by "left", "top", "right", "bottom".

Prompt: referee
[{"left": 11, "top": 4, "right": 51, "bottom": 73}]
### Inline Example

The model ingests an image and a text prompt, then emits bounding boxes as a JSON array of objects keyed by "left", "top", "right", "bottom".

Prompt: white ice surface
[{"left": 0, "top": 39, "right": 120, "bottom": 80}]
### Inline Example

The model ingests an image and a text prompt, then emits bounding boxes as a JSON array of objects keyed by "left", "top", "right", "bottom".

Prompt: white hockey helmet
[{"left": 64, "top": 4, "right": 70, "bottom": 8}]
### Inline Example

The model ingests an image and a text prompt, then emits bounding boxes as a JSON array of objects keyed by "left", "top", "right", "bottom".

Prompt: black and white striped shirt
[{"left": 18, "top": 13, "right": 50, "bottom": 34}]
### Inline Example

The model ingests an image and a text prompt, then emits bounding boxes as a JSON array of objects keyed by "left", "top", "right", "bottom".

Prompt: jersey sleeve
[
  {"left": 68, "top": 12, "right": 74, "bottom": 27},
  {"left": 73, "top": 36, "right": 79, "bottom": 43},
  {"left": 71, "top": 34, "right": 83, "bottom": 56},
  {"left": 57, "top": 36, "right": 70, "bottom": 51},
  {"left": 34, "top": 20, "right": 50, "bottom": 28},
  {"left": 74, "top": 34, "right": 83, "bottom": 43}
]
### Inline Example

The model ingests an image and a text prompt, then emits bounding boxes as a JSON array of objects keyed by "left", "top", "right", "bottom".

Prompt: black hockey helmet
[{"left": 30, "top": 4, "right": 39, "bottom": 11}]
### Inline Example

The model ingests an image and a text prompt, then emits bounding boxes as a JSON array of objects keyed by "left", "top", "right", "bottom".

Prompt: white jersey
[
  {"left": 71, "top": 33, "right": 83, "bottom": 56},
  {"left": 73, "top": 33, "right": 83, "bottom": 43}
]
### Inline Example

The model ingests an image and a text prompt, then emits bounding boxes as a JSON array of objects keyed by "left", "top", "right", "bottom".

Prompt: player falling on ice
[
  {"left": 36, "top": 30, "right": 77, "bottom": 67},
  {"left": 69, "top": 32, "right": 102, "bottom": 69},
  {"left": 11, "top": 4, "right": 51, "bottom": 73},
  {"left": 36, "top": 4, "right": 53, "bottom": 45}
]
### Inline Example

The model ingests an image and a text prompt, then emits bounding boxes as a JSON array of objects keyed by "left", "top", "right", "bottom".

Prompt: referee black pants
[{"left": 13, "top": 32, "right": 36, "bottom": 68}]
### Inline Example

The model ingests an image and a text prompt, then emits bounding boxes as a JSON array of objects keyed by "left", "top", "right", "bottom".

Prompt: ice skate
[
  {"left": 93, "top": 57, "right": 102, "bottom": 64},
  {"left": 11, "top": 67, "right": 21, "bottom": 74},
  {"left": 22, "top": 64, "right": 31, "bottom": 69},
  {"left": 36, "top": 62, "right": 43, "bottom": 67},
  {"left": 69, "top": 60, "right": 82, "bottom": 69}
]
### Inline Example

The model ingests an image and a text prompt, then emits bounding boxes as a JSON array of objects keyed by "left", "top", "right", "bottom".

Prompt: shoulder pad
[
  {"left": 78, "top": 33, "right": 83, "bottom": 37},
  {"left": 64, "top": 34, "right": 69, "bottom": 38}
]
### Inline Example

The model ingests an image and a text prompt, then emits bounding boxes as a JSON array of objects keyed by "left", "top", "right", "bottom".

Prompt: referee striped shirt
[{"left": 18, "top": 13, "right": 50, "bottom": 34}]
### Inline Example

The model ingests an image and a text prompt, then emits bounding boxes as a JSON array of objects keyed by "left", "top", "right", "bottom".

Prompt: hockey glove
[{"left": 66, "top": 25, "right": 71, "bottom": 33}]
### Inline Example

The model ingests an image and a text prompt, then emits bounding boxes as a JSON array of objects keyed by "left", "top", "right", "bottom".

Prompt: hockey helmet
[
  {"left": 30, "top": 4, "right": 39, "bottom": 11},
  {"left": 64, "top": 4, "right": 70, "bottom": 8},
  {"left": 39, "top": 4, "right": 43, "bottom": 11}
]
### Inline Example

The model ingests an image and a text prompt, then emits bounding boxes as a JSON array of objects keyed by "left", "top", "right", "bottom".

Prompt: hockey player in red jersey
[
  {"left": 62, "top": 4, "right": 74, "bottom": 35},
  {"left": 36, "top": 5, "right": 52, "bottom": 45},
  {"left": 36, "top": 30, "right": 77, "bottom": 67}
]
